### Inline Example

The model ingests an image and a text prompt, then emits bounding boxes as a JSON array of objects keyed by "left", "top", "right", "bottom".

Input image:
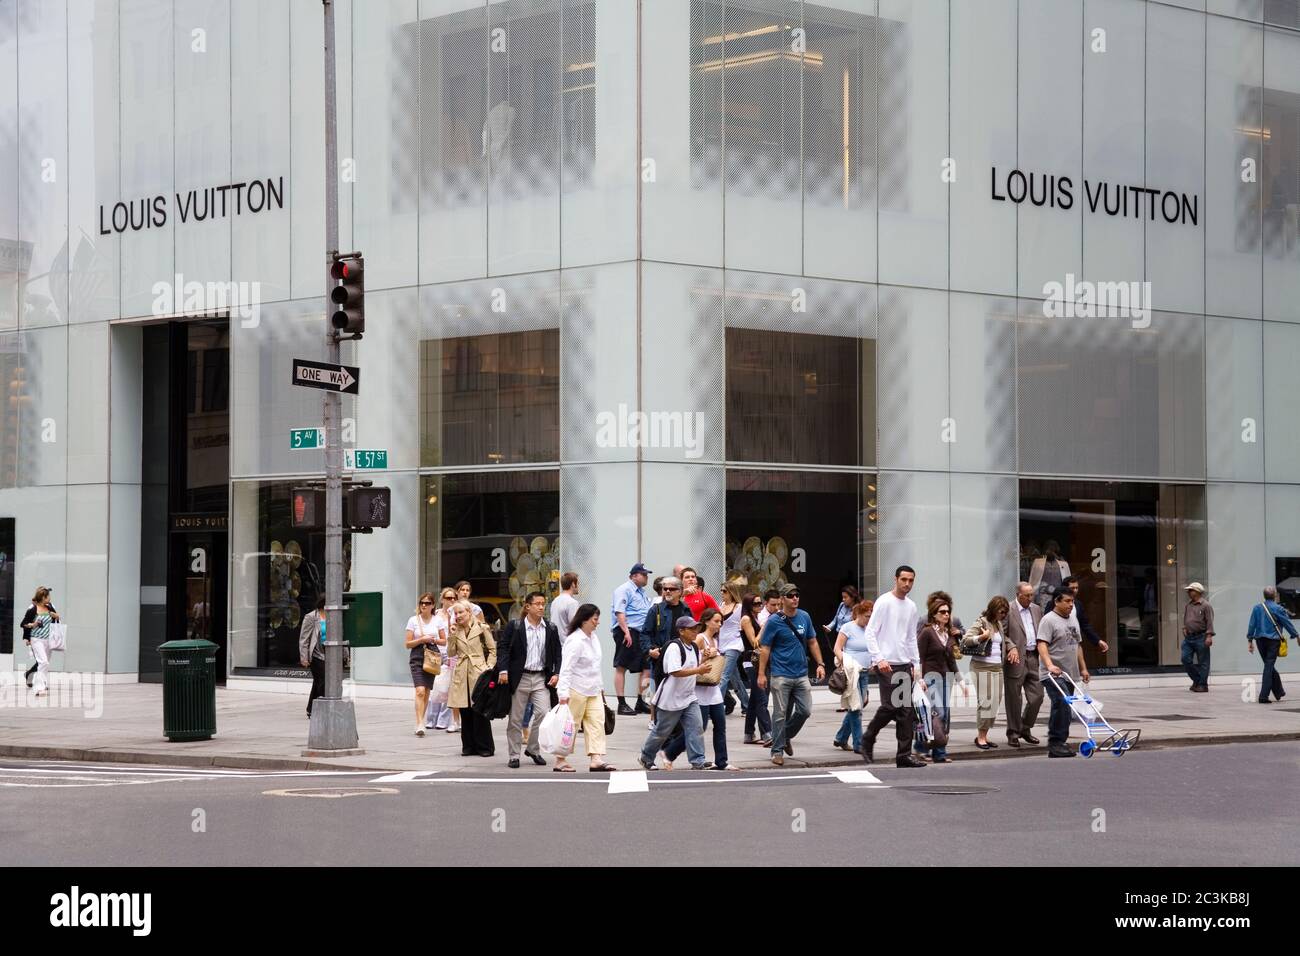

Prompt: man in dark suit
[
  {"left": 496, "top": 591, "right": 562, "bottom": 768},
  {"left": 1002, "top": 582, "right": 1045, "bottom": 747}
]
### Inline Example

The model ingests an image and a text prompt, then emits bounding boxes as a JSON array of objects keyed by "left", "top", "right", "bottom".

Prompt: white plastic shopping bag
[
  {"left": 47, "top": 622, "right": 67, "bottom": 652},
  {"left": 538, "top": 704, "right": 576, "bottom": 756},
  {"left": 430, "top": 667, "right": 452, "bottom": 706}
]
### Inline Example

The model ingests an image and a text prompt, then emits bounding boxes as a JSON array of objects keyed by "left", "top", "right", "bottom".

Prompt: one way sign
[{"left": 292, "top": 358, "right": 360, "bottom": 395}]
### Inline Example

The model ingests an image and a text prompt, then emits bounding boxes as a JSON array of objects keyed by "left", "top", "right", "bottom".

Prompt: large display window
[
  {"left": 725, "top": 468, "right": 876, "bottom": 632},
  {"left": 421, "top": 470, "right": 560, "bottom": 632}
]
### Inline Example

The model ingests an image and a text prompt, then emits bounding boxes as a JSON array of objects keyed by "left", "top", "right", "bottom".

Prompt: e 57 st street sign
[{"left": 292, "top": 358, "right": 360, "bottom": 394}]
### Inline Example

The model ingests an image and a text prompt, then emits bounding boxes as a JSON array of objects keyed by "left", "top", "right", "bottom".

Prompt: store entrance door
[{"left": 1020, "top": 479, "right": 1206, "bottom": 673}]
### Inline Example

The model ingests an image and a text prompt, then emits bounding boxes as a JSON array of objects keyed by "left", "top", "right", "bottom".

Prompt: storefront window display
[
  {"left": 231, "top": 481, "right": 352, "bottom": 672},
  {"left": 422, "top": 470, "right": 560, "bottom": 633},
  {"left": 725, "top": 468, "right": 877, "bottom": 631}
]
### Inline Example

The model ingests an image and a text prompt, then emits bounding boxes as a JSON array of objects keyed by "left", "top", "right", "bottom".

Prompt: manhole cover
[
  {"left": 264, "top": 787, "right": 398, "bottom": 799},
  {"left": 890, "top": 785, "right": 999, "bottom": 795}
]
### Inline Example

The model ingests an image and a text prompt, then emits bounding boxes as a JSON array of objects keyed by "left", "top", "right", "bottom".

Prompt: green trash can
[{"left": 159, "top": 639, "right": 219, "bottom": 742}]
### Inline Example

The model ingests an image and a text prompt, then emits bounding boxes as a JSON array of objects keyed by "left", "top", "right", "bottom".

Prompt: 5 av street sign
[{"left": 292, "top": 358, "right": 360, "bottom": 394}]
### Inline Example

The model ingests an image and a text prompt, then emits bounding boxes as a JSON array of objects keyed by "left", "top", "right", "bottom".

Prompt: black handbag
[
  {"left": 961, "top": 621, "right": 994, "bottom": 659},
  {"left": 471, "top": 670, "right": 511, "bottom": 719},
  {"left": 602, "top": 693, "right": 616, "bottom": 736}
]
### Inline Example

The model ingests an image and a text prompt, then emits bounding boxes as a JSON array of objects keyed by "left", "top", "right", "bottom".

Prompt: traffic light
[
  {"left": 291, "top": 488, "right": 325, "bottom": 530},
  {"left": 346, "top": 486, "right": 391, "bottom": 529},
  {"left": 330, "top": 252, "right": 364, "bottom": 337}
]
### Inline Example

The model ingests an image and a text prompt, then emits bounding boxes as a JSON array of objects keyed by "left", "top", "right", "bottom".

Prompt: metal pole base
[{"left": 306, "top": 697, "right": 362, "bottom": 753}]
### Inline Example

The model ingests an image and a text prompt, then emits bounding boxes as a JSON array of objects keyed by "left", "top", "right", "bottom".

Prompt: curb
[
  {"left": 0, "top": 745, "right": 387, "bottom": 773},
  {"left": 4, "top": 730, "right": 1298, "bottom": 774}
]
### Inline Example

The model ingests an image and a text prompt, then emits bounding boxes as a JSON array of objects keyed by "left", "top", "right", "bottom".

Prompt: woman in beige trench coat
[{"left": 446, "top": 600, "right": 497, "bottom": 757}]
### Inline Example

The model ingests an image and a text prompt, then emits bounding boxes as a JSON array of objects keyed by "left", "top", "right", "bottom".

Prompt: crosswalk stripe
[
  {"left": 369, "top": 771, "right": 441, "bottom": 783},
  {"left": 829, "top": 769, "right": 883, "bottom": 785},
  {"left": 607, "top": 770, "right": 649, "bottom": 794}
]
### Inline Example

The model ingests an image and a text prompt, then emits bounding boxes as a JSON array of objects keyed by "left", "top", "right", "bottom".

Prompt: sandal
[
  {"left": 553, "top": 764, "right": 576, "bottom": 773},
  {"left": 588, "top": 764, "right": 618, "bottom": 772},
  {"left": 973, "top": 739, "right": 997, "bottom": 750}
]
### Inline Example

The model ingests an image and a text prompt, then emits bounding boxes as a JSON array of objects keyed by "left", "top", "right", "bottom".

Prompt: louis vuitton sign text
[{"left": 98, "top": 176, "right": 285, "bottom": 235}]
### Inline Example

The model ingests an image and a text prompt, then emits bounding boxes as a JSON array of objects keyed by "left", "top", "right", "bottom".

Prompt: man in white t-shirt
[
  {"left": 861, "top": 565, "right": 926, "bottom": 768},
  {"left": 550, "top": 572, "right": 581, "bottom": 637},
  {"left": 637, "top": 615, "right": 711, "bottom": 770}
]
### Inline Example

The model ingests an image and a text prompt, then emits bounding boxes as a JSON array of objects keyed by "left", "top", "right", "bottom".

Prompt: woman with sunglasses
[
  {"left": 916, "top": 597, "right": 960, "bottom": 762},
  {"left": 405, "top": 592, "right": 446, "bottom": 737},
  {"left": 740, "top": 592, "right": 773, "bottom": 747},
  {"left": 428, "top": 588, "right": 460, "bottom": 732},
  {"left": 965, "top": 596, "right": 1010, "bottom": 750}
]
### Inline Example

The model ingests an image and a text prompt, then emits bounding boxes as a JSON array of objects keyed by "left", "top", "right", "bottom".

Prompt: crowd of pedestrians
[{"left": 386, "top": 560, "right": 1292, "bottom": 770}]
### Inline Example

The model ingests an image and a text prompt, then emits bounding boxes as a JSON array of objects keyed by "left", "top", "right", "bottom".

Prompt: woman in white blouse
[{"left": 556, "top": 603, "right": 617, "bottom": 773}]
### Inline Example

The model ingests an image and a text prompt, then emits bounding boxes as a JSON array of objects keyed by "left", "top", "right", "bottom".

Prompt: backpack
[{"left": 652, "top": 637, "right": 694, "bottom": 699}]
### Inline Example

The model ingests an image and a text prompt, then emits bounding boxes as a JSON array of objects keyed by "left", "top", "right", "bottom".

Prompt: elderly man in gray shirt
[
  {"left": 1181, "top": 582, "right": 1215, "bottom": 692},
  {"left": 1037, "top": 588, "right": 1090, "bottom": 758}
]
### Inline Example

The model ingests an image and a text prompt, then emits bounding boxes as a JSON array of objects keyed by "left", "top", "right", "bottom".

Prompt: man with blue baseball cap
[{"left": 611, "top": 562, "right": 653, "bottom": 714}]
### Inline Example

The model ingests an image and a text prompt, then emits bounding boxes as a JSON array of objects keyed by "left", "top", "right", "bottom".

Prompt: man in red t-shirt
[{"left": 681, "top": 567, "right": 720, "bottom": 619}]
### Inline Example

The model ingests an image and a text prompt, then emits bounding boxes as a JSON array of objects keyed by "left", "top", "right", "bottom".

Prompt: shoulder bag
[
  {"left": 961, "top": 619, "right": 994, "bottom": 659},
  {"left": 418, "top": 617, "right": 442, "bottom": 675},
  {"left": 695, "top": 642, "right": 727, "bottom": 686},
  {"left": 601, "top": 692, "right": 616, "bottom": 736},
  {"left": 1258, "top": 606, "right": 1289, "bottom": 658}
]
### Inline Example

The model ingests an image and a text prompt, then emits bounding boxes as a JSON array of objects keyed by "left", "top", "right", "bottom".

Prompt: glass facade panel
[
  {"left": 1017, "top": 0, "right": 1083, "bottom": 300},
  {"left": 68, "top": 0, "right": 121, "bottom": 325},
  {"left": 876, "top": 0, "right": 947, "bottom": 289},
  {"left": 1206, "top": 14, "right": 1264, "bottom": 319},
  {"left": 1017, "top": 306, "right": 1205, "bottom": 480},
  {"left": 17, "top": 0, "right": 68, "bottom": 328},
  {"left": 1262, "top": 24, "right": 1300, "bottom": 320},
  {"left": 949, "top": 0, "right": 1015, "bottom": 296},
  {"left": 1146, "top": 4, "right": 1206, "bottom": 316},
  {"left": 419, "top": 274, "right": 560, "bottom": 468},
  {"left": 802, "top": 0, "right": 876, "bottom": 282},
  {"left": 1082, "top": 0, "right": 1145, "bottom": 291}
]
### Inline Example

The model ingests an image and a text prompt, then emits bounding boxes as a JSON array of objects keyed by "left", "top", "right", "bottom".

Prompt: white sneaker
[
  {"left": 447, "top": 724, "right": 460, "bottom": 734},
  {"left": 415, "top": 723, "right": 425, "bottom": 737},
  {"left": 424, "top": 722, "right": 435, "bottom": 729}
]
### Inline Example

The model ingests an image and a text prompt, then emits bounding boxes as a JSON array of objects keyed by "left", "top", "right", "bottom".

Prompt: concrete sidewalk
[{"left": 2, "top": 675, "right": 1298, "bottom": 772}]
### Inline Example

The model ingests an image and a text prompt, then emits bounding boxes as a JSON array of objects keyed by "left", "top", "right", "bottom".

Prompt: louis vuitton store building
[{"left": 2, "top": 0, "right": 1300, "bottom": 693}]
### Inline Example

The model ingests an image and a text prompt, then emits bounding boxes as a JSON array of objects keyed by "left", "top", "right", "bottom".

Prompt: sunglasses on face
[
  {"left": 420, "top": 600, "right": 433, "bottom": 606},
  {"left": 786, "top": 592, "right": 800, "bottom": 599},
  {"left": 663, "top": 587, "right": 680, "bottom": 592},
  {"left": 937, "top": 609, "right": 950, "bottom": 615}
]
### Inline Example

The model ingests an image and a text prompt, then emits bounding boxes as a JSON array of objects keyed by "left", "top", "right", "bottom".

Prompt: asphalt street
[{"left": 2, "top": 742, "right": 1296, "bottom": 866}]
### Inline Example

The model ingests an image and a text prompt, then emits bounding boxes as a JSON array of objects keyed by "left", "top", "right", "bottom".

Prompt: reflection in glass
[
  {"left": 725, "top": 327, "right": 873, "bottom": 466},
  {"left": 420, "top": 328, "right": 559, "bottom": 466}
]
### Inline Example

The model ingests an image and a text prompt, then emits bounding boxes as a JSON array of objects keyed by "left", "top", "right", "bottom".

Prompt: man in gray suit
[{"left": 1002, "top": 582, "right": 1045, "bottom": 747}]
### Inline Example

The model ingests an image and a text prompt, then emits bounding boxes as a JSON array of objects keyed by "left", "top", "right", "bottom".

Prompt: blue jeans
[
  {"left": 915, "top": 673, "right": 951, "bottom": 758},
  {"left": 665, "top": 702, "right": 729, "bottom": 767},
  {"left": 745, "top": 663, "right": 772, "bottom": 738},
  {"left": 719, "top": 649, "right": 750, "bottom": 711},
  {"left": 1257, "top": 637, "right": 1285, "bottom": 702},
  {"left": 640, "top": 704, "right": 707, "bottom": 768},
  {"left": 1043, "top": 672, "right": 1073, "bottom": 748},
  {"left": 833, "top": 670, "right": 872, "bottom": 750},
  {"left": 768, "top": 675, "right": 813, "bottom": 757},
  {"left": 1181, "top": 632, "right": 1210, "bottom": 687}
]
